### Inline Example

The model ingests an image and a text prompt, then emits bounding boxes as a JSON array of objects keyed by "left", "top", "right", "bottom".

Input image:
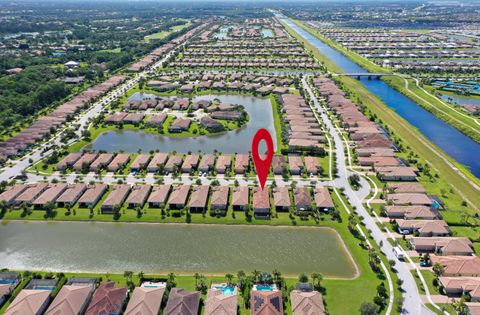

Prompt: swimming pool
[
  {"left": 254, "top": 284, "right": 276, "bottom": 291},
  {"left": 212, "top": 284, "right": 236, "bottom": 296},
  {"left": 0, "top": 280, "right": 16, "bottom": 284}
]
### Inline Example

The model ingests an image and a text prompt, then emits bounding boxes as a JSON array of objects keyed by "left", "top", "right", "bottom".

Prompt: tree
[
  {"left": 311, "top": 272, "right": 323, "bottom": 290},
  {"left": 432, "top": 263, "right": 445, "bottom": 277},
  {"left": 298, "top": 273, "right": 309, "bottom": 283},
  {"left": 252, "top": 270, "right": 260, "bottom": 283},
  {"left": 225, "top": 273, "right": 234, "bottom": 286},
  {"left": 123, "top": 270, "right": 133, "bottom": 281},
  {"left": 237, "top": 270, "right": 246, "bottom": 291},
  {"left": 360, "top": 302, "right": 379, "bottom": 315}
]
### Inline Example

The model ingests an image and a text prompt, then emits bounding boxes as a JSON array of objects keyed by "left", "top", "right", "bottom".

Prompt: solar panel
[
  {"left": 271, "top": 296, "right": 281, "bottom": 312},
  {"left": 254, "top": 296, "right": 264, "bottom": 311}
]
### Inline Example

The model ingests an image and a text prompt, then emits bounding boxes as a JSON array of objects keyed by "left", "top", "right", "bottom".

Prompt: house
[
  {"left": 216, "top": 155, "right": 232, "bottom": 174},
  {"left": 45, "top": 284, "right": 95, "bottom": 315},
  {"left": 147, "top": 153, "right": 168, "bottom": 172},
  {"left": 376, "top": 166, "right": 418, "bottom": 181},
  {"left": 253, "top": 187, "right": 270, "bottom": 219},
  {"left": 232, "top": 186, "right": 249, "bottom": 211},
  {"left": 304, "top": 156, "right": 321, "bottom": 175},
  {"left": 32, "top": 183, "right": 68, "bottom": 208},
  {"left": 200, "top": 117, "right": 223, "bottom": 131},
  {"left": 173, "top": 98, "right": 190, "bottom": 110},
  {"left": 411, "top": 237, "right": 474, "bottom": 256},
  {"left": 168, "top": 185, "right": 190, "bottom": 209},
  {"left": 107, "top": 153, "right": 130, "bottom": 172},
  {"left": 250, "top": 290, "right": 283, "bottom": 315},
  {"left": 467, "top": 303, "right": 480, "bottom": 315},
  {"left": 205, "top": 286, "right": 237, "bottom": 315},
  {"left": 188, "top": 185, "right": 210, "bottom": 213},
  {"left": 387, "top": 193, "right": 433, "bottom": 206},
  {"left": 290, "top": 289, "right": 325, "bottom": 315},
  {"left": 181, "top": 154, "right": 200, "bottom": 173},
  {"left": 314, "top": 187, "right": 334, "bottom": 211},
  {"left": 147, "top": 114, "right": 168, "bottom": 126},
  {"left": 124, "top": 285, "right": 165, "bottom": 315},
  {"left": 14, "top": 183, "right": 49, "bottom": 206},
  {"left": 272, "top": 155, "right": 286, "bottom": 175},
  {"left": 78, "top": 184, "right": 108, "bottom": 208},
  {"left": 0, "top": 273, "right": 20, "bottom": 306},
  {"left": 126, "top": 185, "right": 152, "bottom": 208},
  {"left": 397, "top": 219, "right": 450, "bottom": 236},
  {"left": 130, "top": 154, "right": 151, "bottom": 171},
  {"left": 165, "top": 155, "right": 183, "bottom": 173},
  {"left": 288, "top": 155, "right": 304, "bottom": 175},
  {"left": 439, "top": 277, "right": 480, "bottom": 301},
  {"left": 73, "top": 153, "right": 98, "bottom": 172},
  {"left": 123, "top": 113, "right": 145, "bottom": 124},
  {"left": 56, "top": 184, "right": 87, "bottom": 208},
  {"left": 164, "top": 288, "right": 200, "bottom": 315},
  {"left": 430, "top": 255, "right": 480, "bottom": 277},
  {"left": 105, "top": 113, "right": 128, "bottom": 124},
  {"left": 85, "top": 282, "right": 128, "bottom": 315},
  {"left": 387, "top": 183, "right": 426, "bottom": 194},
  {"left": 294, "top": 187, "right": 311, "bottom": 211},
  {"left": 101, "top": 184, "right": 131, "bottom": 213},
  {"left": 210, "top": 186, "right": 229, "bottom": 211},
  {"left": 90, "top": 153, "right": 114, "bottom": 171},
  {"left": 198, "top": 154, "right": 216, "bottom": 173},
  {"left": 57, "top": 152, "right": 82, "bottom": 171},
  {"left": 169, "top": 118, "right": 191, "bottom": 132},
  {"left": 234, "top": 154, "right": 249, "bottom": 174},
  {"left": 4, "top": 289, "right": 51, "bottom": 315},
  {"left": 148, "top": 185, "right": 172, "bottom": 208},
  {"left": 386, "top": 206, "right": 437, "bottom": 220},
  {"left": 0, "top": 185, "right": 28, "bottom": 207},
  {"left": 273, "top": 187, "right": 290, "bottom": 211}
]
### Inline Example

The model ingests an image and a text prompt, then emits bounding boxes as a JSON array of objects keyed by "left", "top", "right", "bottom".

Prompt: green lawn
[{"left": 144, "top": 23, "right": 191, "bottom": 42}]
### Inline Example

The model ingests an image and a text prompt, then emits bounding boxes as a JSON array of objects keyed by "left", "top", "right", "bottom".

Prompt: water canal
[
  {"left": 89, "top": 94, "right": 277, "bottom": 154},
  {"left": 280, "top": 17, "right": 480, "bottom": 178},
  {"left": 0, "top": 221, "right": 357, "bottom": 277}
]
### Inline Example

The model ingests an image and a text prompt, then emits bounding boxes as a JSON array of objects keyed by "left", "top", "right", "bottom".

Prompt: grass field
[{"left": 144, "top": 23, "right": 192, "bottom": 42}]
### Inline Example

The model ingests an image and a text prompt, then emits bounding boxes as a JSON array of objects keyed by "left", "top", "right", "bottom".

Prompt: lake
[
  {"left": 279, "top": 17, "right": 480, "bottom": 178},
  {"left": 440, "top": 94, "right": 480, "bottom": 107},
  {"left": 89, "top": 94, "right": 277, "bottom": 154},
  {"left": 0, "top": 221, "right": 358, "bottom": 277}
]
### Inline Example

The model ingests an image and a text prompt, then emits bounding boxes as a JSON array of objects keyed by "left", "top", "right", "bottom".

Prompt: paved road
[{"left": 302, "top": 76, "right": 435, "bottom": 315}]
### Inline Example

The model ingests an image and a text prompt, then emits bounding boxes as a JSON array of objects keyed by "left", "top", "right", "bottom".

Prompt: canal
[
  {"left": 0, "top": 221, "right": 357, "bottom": 277},
  {"left": 88, "top": 94, "right": 277, "bottom": 154},
  {"left": 280, "top": 17, "right": 480, "bottom": 178}
]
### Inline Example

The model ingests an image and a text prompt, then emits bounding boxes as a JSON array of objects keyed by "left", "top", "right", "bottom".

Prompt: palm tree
[
  {"left": 272, "top": 269, "right": 282, "bottom": 286},
  {"left": 252, "top": 270, "right": 260, "bottom": 283},
  {"left": 194, "top": 273, "right": 200, "bottom": 287},
  {"left": 138, "top": 271, "right": 145, "bottom": 282},
  {"left": 237, "top": 270, "right": 246, "bottom": 291},
  {"left": 225, "top": 273, "right": 234, "bottom": 286},
  {"left": 123, "top": 270, "right": 133, "bottom": 281}
]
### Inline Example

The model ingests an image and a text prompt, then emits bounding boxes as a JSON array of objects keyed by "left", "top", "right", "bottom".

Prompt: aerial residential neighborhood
[{"left": 0, "top": 0, "right": 479, "bottom": 314}]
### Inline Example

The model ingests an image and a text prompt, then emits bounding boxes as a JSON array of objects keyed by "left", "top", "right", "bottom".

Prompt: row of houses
[
  {"left": 279, "top": 93, "right": 326, "bottom": 152},
  {"left": 0, "top": 182, "right": 334, "bottom": 216},
  {"left": 56, "top": 152, "right": 324, "bottom": 176},
  {"left": 0, "top": 272, "right": 326, "bottom": 315},
  {"left": 170, "top": 58, "right": 320, "bottom": 70},
  {"left": 313, "top": 77, "right": 480, "bottom": 309},
  {"left": 0, "top": 75, "right": 128, "bottom": 158}
]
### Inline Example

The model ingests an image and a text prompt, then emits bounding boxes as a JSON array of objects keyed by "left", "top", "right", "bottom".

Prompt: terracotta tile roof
[
  {"left": 250, "top": 290, "right": 283, "bottom": 315},
  {"left": 412, "top": 237, "right": 473, "bottom": 255},
  {"left": 168, "top": 185, "right": 190, "bottom": 207},
  {"left": 387, "top": 183, "right": 426, "bottom": 194},
  {"left": 387, "top": 193, "right": 432, "bottom": 205},
  {"left": 147, "top": 153, "right": 168, "bottom": 171},
  {"left": 124, "top": 286, "right": 165, "bottom": 315},
  {"left": 148, "top": 185, "right": 171, "bottom": 205},
  {"left": 5, "top": 289, "right": 51, "bottom": 315},
  {"left": 78, "top": 184, "right": 107, "bottom": 205},
  {"left": 398, "top": 220, "right": 450, "bottom": 235},
  {"left": 294, "top": 187, "right": 311, "bottom": 209},
  {"left": 232, "top": 186, "right": 249, "bottom": 207},
  {"left": 273, "top": 187, "right": 290, "bottom": 208},
  {"left": 0, "top": 185, "right": 28, "bottom": 204},
  {"left": 386, "top": 206, "right": 437, "bottom": 220},
  {"left": 205, "top": 288, "right": 237, "bottom": 315},
  {"left": 253, "top": 187, "right": 270, "bottom": 210},
  {"left": 430, "top": 255, "right": 480, "bottom": 276},
  {"left": 45, "top": 284, "right": 94, "bottom": 315},
  {"left": 314, "top": 187, "right": 334, "bottom": 209},
  {"left": 210, "top": 186, "right": 229, "bottom": 209},
  {"left": 126, "top": 184, "right": 152, "bottom": 207},
  {"left": 102, "top": 184, "right": 131, "bottom": 209},
  {"left": 33, "top": 183, "right": 68, "bottom": 206},
  {"left": 164, "top": 288, "right": 200, "bottom": 315},
  {"left": 188, "top": 185, "right": 210, "bottom": 209},
  {"left": 199, "top": 154, "right": 216, "bottom": 172},
  {"left": 85, "top": 282, "right": 127, "bottom": 315},
  {"left": 290, "top": 290, "right": 325, "bottom": 315}
]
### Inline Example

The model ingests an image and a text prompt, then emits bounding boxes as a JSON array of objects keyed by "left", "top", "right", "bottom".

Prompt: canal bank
[{"left": 279, "top": 16, "right": 480, "bottom": 211}]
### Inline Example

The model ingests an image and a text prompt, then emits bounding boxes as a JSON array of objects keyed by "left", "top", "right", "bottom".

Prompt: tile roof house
[
  {"left": 376, "top": 166, "right": 418, "bottom": 181},
  {"left": 101, "top": 184, "right": 131, "bottom": 213},
  {"left": 430, "top": 255, "right": 480, "bottom": 277},
  {"left": 290, "top": 290, "right": 325, "bottom": 315},
  {"left": 45, "top": 284, "right": 95, "bottom": 315},
  {"left": 387, "top": 193, "right": 433, "bottom": 206},
  {"left": 210, "top": 186, "right": 229, "bottom": 211},
  {"left": 147, "top": 153, "right": 169, "bottom": 172},
  {"left": 32, "top": 183, "right": 68, "bottom": 208},
  {"left": 198, "top": 154, "right": 216, "bottom": 173},
  {"left": 85, "top": 282, "right": 127, "bottom": 315},
  {"left": 205, "top": 287, "right": 237, "bottom": 315},
  {"left": 4, "top": 289, "right": 51, "bottom": 315},
  {"left": 294, "top": 187, "right": 312, "bottom": 211},
  {"left": 148, "top": 185, "right": 172, "bottom": 208},
  {"left": 234, "top": 154, "right": 250, "bottom": 174},
  {"left": 0, "top": 184, "right": 28, "bottom": 206},
  {"left": 272, "top": 155, "right": 286, "bottom": 175},
  {"left": 73, "top": 153, "right": 98, "bottom": 172},
  {"left": 14, "top": 183, "right": 49, "bottom": 205},
  {"left": 181, "top": 154, "right": 200, "bottom": 173},
  {"left": 466, "top": 302, "right": 480, "bottom": 315},
  {"left": 439, "top": 277, "right": 480, "bottom": 301},
  {"left": 130, "top": 154, "right": 151, "bottom": 171},
  {"left": 107, "top": 154, "right": 130, "bottom": 172},
  {"left": 288, "top": 155, "right": 304, "bottom": 175},
  {"left": 90, "top": 153, "right": 114, "bottom": 171},
  {"left": 188, "top": 185, "right": 210, "bottom": 213},
  {"left": 216, "top": 155, "right": 232, "bottom": 174},
  {"left": 78, "top": 184, "right": 108, "bottom": 208},
  {"left": 56, "top": 184, "right": 87, "bottom": 208},
  {"left": 387, "top": 183, "right": 426, "bottom": 194},
  {"left": 126, "top": 184, "right": 152, "bottom": 208},
  {"left": 397, "top": 219, "right": 450, "bottom": 237},
  {"left": 124, "top": 286, "right": 165, "bottom": 315},
  {"left": 168, "top": 185, "right": 190, "bottom": 209},
  {"left": 0, "top": 273, "right": 20, "bottom": 307},
  {"left": 250, "top": 290, "right": 283, "bottom": 315},
  {"left": 57, "top": 152, "right": 82, "bottom": 171},
  {"left": 232, "top": 186, "right": 249, "bottom": 211},
  {"left": 411, "top": 237, "right": 474, "bottom": 256},
  {"left": 165, "top": 155, "right": 183, "bottom": 173},
  {"left": 304, "top": 156, "right": 321, "bottom": 175},
  {"left": 273, "top": 187, "right": 291, "bottom": 211},
  {"left": 164, "top": 288, "right": 200, "bottom": 315},
  {"left": 386, "top": 205, "right": 437, "bottom": 220},
  {"left": 169, "top": 118, "right": 191, "bottom": 133},
  {"left": 314, "top": 187, "right": 334, "bottom": 211},
  {"left": 253, "top": 187, "right": 270, "bottom": 219}
]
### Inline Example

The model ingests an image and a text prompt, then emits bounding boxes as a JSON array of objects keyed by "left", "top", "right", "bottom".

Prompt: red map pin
[{"left": 251, "top": 128, "right": 274, "bottom": 190}]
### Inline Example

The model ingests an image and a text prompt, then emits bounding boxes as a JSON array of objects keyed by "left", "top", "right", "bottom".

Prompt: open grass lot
[
  {"left": 144, "top": 23, "right": 192, "bottom": 42},
  {"left": 281, "top": 19, "right": 480, "bottom": 214}
]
